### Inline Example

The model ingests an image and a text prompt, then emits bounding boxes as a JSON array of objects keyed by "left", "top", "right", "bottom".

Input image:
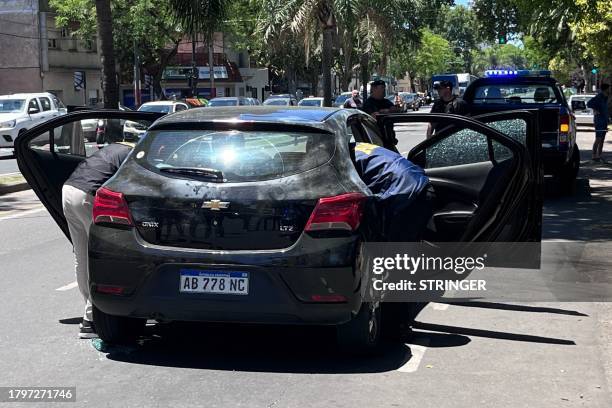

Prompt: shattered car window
[{"left": 426, "top": 129, "right": 489, "bottom": 168}]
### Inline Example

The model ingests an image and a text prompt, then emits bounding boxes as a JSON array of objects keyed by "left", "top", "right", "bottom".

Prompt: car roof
[
  {"left": 0, "top": 92, "right": 57, "bottom": 99},
  {"left": 152, "top": 106, "right": 344, "bottom": 128},
  {"left": 301, "top": 97, "right": 323, "bottom": 100},
  {"left": 141, "top": 101, "right": 182, "bottom": 106},
  {"left": 210, "top": 97, "right": 244, "bottom": 100}
]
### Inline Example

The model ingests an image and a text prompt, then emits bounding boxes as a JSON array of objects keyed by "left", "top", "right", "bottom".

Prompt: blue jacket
[{"left": 353, "top": 143, "right": 429, "bottom": 206}]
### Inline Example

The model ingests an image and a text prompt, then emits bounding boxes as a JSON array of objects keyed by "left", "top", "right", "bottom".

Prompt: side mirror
[{"left": 28, "top": 107, "right": 40, "bottom": 114}]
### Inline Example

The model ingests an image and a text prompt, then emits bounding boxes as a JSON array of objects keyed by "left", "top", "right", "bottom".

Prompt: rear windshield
[
  {"left": 264, "top": 99, "right": 289, "bottom": 106},
  {"left": 139, "top": 104, "right": 172, "bottom": 113},
  {"left": 472, "top": 84, "right": 560, "bottom": 104},
  {"left": 136, "top": 130, "right": 334, "bottom": 182},
  {"left": 208, "top": 99, "right": 238, "bottom": 107},
  {"left": 298, "top": 99, "right": 322, "bottom": 106}
]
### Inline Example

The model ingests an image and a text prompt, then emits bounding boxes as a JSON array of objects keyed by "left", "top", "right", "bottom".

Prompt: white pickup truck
[{"left": 0, "top": 92, "right": 67, "bottom": 148}]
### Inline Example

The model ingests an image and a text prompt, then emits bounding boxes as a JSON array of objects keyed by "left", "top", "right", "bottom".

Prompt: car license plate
[{"left": 179, "top": 269, "right": 249, "bottom": 295}]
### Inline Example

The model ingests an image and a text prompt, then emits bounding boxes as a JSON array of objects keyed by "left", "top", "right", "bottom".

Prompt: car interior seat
[{"left": 533, "top": 87, "right": 550, "bottom": 103}]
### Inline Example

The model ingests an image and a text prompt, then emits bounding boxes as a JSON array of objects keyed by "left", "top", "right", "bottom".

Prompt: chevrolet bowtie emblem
[{"left": 202, "top": 199, "right": 230, "bottom": 211}]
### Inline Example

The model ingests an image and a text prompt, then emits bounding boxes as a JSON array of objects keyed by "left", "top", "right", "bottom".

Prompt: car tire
[
  {"left": 556, "top": 145, "right": 580, "bottom": 195},
  {"left": 92, "top": 304, "right": 146, "bottom": 344},
  {"left": 336, "top": 301, "right": 381, "bottom": 355}
]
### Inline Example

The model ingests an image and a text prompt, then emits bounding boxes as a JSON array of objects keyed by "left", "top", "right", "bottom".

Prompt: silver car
[{"left": 569, "top": 94, "right": 596, "bottom": 127}]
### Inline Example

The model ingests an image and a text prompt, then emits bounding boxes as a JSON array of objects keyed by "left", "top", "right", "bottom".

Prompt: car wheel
[
  {"left": 336, "top": 301, "right": 381, "bottom": 355},
  {"left": 555, "top": 145, "right": 580, "bottom": 195},
  {"left": 92, "top": 304, "right": 145, "bottom": 344}
]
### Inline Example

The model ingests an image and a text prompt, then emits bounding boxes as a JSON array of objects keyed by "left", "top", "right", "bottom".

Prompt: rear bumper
[
  {"left": 89, "top": 226, "right": 361, "bottom": 325},
  {"left": 542, "top": 148, "right": 571, "bottom": 174}
]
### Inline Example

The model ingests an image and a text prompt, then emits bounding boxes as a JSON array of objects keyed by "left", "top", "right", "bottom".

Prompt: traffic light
[
  {"left": 498, "top": 32, "right": 506, "bottom": 45},
  {"left": 592, "top": 67, "right": 598, "bottom": 74}
]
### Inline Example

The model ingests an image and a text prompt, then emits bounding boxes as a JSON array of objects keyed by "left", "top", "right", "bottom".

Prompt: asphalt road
[
  {"left": 0, "top": 148, "right": 18, "bottom": 175},
  {"left": 0, "top": 125, "right": 611, "bottom": 407}
]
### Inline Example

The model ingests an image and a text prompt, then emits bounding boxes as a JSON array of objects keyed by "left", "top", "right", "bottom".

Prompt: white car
[
  {"left": 123, "top": 101, "right": 190, "bottom": 140},
  {"left": 263, "top": 97, "right": 297, "bottom": 106},
  {"left": 297, "top": 97, "right": 324, "bottom": 107},
  {"left": 569, "top": 94, "right": 596, "bottom": 127},
  {"left": 0, "top": 92, "right": 66, "bottom": 148}
]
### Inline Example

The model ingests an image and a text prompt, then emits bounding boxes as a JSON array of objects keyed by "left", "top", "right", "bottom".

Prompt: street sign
[{"left": 73, "top": 71, "right": 86, "bottom": 91}]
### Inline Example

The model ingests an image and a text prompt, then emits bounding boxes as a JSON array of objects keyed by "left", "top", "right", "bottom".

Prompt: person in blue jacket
[{"left": 350, "top": 142, "right": 433, "bottom": 241}]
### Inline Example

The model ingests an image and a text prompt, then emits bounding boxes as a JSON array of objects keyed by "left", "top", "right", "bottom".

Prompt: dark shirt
[
  {"left": 587, "top": 92, "right": 609, "bottom": 129},
  {"left": 353, "top": 143, "right": 429, "bottom": 205},
  {"left": 361, "top": 97, "right": 394, "bottom": 115},
  {"left": 65, "top": 143, "right": 133, "bottom": 196},
  {"left": 430, "top": 96, "right": 470, "bottom": 115}
]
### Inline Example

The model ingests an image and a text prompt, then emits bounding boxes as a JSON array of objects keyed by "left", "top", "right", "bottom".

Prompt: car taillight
[
  {"left": 96, "top": 284, "right": 126, "bottom": 295},
  {"left": 559, "top": 114, "right": 570, "bottom": 134},
  {"left": 304, "top": 193, "right": 366, "bottom": 232},
  {"left": 93, "top": 187, "right": 133, "bottom": 226}
]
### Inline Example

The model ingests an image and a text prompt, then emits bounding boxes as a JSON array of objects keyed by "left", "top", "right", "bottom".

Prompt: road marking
[
  {"left": 397, "top": 337, "right": 431, "bottom": 373},
  {"left": 431, "top": 302, "right": 449, "bottom": 311},
  {"left": 0, "top": 206, "right": 45, "bottom": 221},
  {"left": 56, "top": 281, "right": 77, "bottom": 291}
]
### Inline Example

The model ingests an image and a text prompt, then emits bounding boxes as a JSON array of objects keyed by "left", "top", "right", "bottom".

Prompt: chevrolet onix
[{"left": 16, "top": 107, "right": 542, "bottom": 352}]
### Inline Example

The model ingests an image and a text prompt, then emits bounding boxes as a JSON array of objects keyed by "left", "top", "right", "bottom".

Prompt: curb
[{"left": 0, "top": 181, "right": 30, "bottom": 196}]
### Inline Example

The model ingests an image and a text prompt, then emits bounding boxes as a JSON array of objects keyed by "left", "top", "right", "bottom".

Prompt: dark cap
[
  {"left": 433, "top": 80, "right": 453, "bottom": 89},
  {"left": 370, "top": 79, "right": 386, "bottom": 87}
]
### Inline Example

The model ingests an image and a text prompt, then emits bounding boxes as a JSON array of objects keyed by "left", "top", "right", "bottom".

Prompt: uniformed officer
[{"left": 350, "top": 142, "right": 433, "bottom": 241}]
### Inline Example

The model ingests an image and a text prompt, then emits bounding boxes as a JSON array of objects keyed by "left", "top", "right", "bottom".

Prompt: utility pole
[
  {"left": 191, "top": 27, "right": 198, "bottom": 97},
  {"left": 133, "top": 39, "right": 141, "bottom": 107}
]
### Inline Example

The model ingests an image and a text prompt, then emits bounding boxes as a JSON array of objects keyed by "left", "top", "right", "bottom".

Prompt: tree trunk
[
  {"left": 360, "top": 52, "right": 369, "bottom": 101},
  {"left": 209, "top": 33, "right": 215, "bottom": 98},
  {"left": 95, "top": 0, "right": 118, "bottom": 109},
  {"left": 322, "top": 27, "right": 333, "bottom": 107}
]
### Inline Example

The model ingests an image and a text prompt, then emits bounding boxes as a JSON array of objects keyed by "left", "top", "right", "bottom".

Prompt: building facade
[{"left": 0, "top": 0, "right": 103, "bottom": 106}]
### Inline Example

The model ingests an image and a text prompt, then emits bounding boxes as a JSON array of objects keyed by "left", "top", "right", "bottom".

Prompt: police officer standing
[{"left": 427, "top": 80, "right": 470, "bottom": 138}]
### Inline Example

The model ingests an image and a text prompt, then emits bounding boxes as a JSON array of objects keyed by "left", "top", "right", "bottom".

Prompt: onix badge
[{"left": 202, "top": 199, "right": 230, "bottom": 211}]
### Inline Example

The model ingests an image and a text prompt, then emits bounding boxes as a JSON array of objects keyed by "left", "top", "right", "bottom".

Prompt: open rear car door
[
  {"left": 380, "top": 112, "right": 542, "bottom": 244},
  {"left": 14, "top": 110, "right": 163, "bottom": 240}
]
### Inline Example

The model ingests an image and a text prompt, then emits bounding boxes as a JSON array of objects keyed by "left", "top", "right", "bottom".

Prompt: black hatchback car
[{"left": 16, "top": 106, "right": 542, "bottom": 352}]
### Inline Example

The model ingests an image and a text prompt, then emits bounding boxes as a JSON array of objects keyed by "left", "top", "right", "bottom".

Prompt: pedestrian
[
  {"left": 343, "top": 89, "right": 363, "bottom": 108},
  {"left": 361, "top": 80, "right": 402, "bottom": 117},
  {"left": 427, "top": 79, "right": 470, "bottom": 138},
  {"left": 62, "top": 140, "right": 135, "bottom": 338},
  {"left": 587, "top": 83, "right": 610, "bottom": 162}
]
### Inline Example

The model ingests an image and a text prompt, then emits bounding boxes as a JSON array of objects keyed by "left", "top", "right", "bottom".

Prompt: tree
[
  {"left": 167, "top": 0, "right": 232, "bottom": 97},
  {"left": 93, "top": 0, "right": 118, "bottom": 108},
  {"left": 433, "top": 5, "right": 481, "bottom": 73},
  {"left": 50, "top": 0, "right": 184, "bottom": 103}
]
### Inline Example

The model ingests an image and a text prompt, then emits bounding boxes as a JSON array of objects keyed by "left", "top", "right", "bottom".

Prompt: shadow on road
[
  {"left": 542, "top": 147, "right": 612, "bottom": 241},
  {"left": 448, "top": 301, "right": 589, "bottom": 317},
  {"left": 413, "top": 321, "right": 576, "bottom": 345},
  {"left": 93, "top": 322, "right": 470, "bottom": 374}
]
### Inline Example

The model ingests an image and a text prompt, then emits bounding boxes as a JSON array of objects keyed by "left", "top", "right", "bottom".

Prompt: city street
[{"left": 1, "top": 126, "right": 611, "bottom": 407}]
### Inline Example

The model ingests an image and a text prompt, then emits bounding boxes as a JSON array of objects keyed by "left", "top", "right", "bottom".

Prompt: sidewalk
[{"left": 0, "top": 172, "right": 29, "bottom": 196}]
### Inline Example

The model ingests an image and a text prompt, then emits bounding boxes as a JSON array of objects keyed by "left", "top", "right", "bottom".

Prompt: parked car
[
  {"left": 263, "top": 97, "right": 297, "bottom": 106},
  {"left": 463, "top": 70, "right": 579, "bottom": 194},
  {"left": 208, "top": 97, "right": 254, "bottom": 107},
  {"left": 122, "top": 101, "right": 189, "bottom": 141},
  {"left": 0, "top": 92, "right": 66, "bottom": 148},
  {"left": 16, "top": 106, "right": 542, "bottom": 353},
  {"left": 333, "top": 92, "right": 354, "bottom": 108},
  {"left": 297, "top": 97, "right": 324, "bottom": 107},
  {"left": 568, "top": 94, "right": 596, "bottom": 127}
]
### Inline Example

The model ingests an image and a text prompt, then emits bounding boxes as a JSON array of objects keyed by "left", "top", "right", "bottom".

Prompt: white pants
[{"left": 62, "top": 185, "right": 93, "bottom": 322}]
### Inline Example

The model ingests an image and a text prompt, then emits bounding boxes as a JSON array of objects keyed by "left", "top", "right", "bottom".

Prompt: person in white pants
[{"left": 62, "top": 142, "right": 134, "bottom": 338}]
